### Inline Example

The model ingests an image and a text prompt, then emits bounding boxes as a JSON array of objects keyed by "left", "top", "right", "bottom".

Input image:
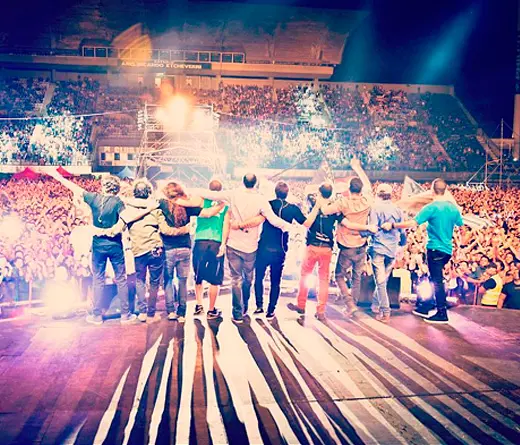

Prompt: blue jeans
[
  {"left": 336, "top": 245, "right": 366, "bottom": 307},
  {"left": 227, "top": 246, "right": 256, "bottom": 320},
  {"left": 254, "top": 247, "right": 286, "bottom": 313},
  {"left": 164, "top": 247, "right": 191, "bottom": 316},
  {"left": 92, "top": 244, "right": 129, "bottom": 317},
  {"left": 135, "top": 248, "right": 164, "bottom": 316},
  {"left": 370, "top": 252, "right": 395, "bottom": 314}
]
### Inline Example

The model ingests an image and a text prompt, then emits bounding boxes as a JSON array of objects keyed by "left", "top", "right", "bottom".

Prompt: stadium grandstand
[{"left": 0, "top": 0, "right": 517, "bottom": 184}]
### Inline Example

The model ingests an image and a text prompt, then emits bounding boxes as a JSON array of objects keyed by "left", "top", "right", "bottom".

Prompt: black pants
[
  {"left": 254, "top": 247, "right": 286, "bottom": 313},
  {"left": 426, "top": 249, "right": 451, "bottom": 311},
  {"left": 92, "top": 244, "right": 129, "bottom": 317}
]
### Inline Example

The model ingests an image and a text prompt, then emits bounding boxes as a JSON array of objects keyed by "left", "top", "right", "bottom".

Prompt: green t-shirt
[
  {"left": 195, "top": 199, "right": 228, "bottom": 242},
  {"left": 415, "top": 200, "right": 463, "bottom": 255}
]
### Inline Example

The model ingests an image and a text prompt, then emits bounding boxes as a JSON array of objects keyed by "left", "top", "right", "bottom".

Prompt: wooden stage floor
[{"left": 0, "top": 295, "right": 519, "bottom": 445}]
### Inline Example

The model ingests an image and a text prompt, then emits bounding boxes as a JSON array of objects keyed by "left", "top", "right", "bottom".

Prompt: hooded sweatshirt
[{"left": 121, "top": 198, "right": 163, "bottom": 258}]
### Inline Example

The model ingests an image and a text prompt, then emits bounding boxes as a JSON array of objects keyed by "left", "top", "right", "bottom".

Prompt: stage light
[
  {"left": 417, "top": 280, "right": 434, "bottom": 300},
  {"left": 43, "top": 279, "right": 82, "bottom": 318}
]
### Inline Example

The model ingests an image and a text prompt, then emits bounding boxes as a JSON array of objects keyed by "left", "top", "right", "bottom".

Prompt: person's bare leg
[
  {"left": 195, "top": 283, "right": 204, "bottom": 306},
  {"left": 209, "top": 285, "right": 220, "bottom": 311}
]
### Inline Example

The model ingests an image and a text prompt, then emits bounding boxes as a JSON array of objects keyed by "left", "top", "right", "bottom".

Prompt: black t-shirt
[
  {"left": 307, "top": 209, "right": 342, "bottom": 249},
  {"left": 482, "top": 277, "right": 498, "bottom": 290},
  {"left": 258, "top": 199, "right": 306, "bottom": 252},
  {"left": 502, "top": 282, "right": 520, "bottom": 309},
  {"left": 159, "top": 199, "right": 201, "bottom": 249},
  {"left": 84, "top": 192, "right": 124, "bottom": 248}
]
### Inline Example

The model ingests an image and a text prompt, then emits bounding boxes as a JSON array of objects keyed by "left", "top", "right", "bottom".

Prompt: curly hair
[
  {"left": 133, "top": 178, "right": 153, "bottom": 199},
  {"left": 101, "top": 175, "right": 121, "bottom": 195},
  {"left": 163, "top": 181, "right": 188, "bottom": 227}
]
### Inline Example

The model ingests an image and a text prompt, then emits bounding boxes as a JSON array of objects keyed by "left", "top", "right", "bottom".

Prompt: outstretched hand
[
  {"left": 381, "top": 222, "right": 393, "bottom": 231},
  {"left": 350, "top": 157, "right": 362, "bottom": 171},
  {"left": 367, "top": 224, "right": 379, "bottom": 234}
]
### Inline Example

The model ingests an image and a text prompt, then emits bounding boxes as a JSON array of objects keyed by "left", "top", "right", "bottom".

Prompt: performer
[
  {"left": 368, "top": 183, "right": 407, "bottom": 322},
  {"left": 254, "top": 181, "right": 321, "bottom": 319},
  {"left": 320, "top": 158, "right": 372, "bottom": 318},
  {"left": 48, "top": 170, "right": 145, "bottom": 325},
  {"left": 159, "top": 180, "right": 226, "bottom": 321},
  {"left": 382, "top": 179, "right": 463, "bottom": 324},
  {"left": 290, "top": 183, "right": 343, "bottom": 321},
  {"left": 193, "top": 174, "right": 292, "bottom": 324},
  {"left": 98, "top": 179, "right": 188, "bottom": 323}
]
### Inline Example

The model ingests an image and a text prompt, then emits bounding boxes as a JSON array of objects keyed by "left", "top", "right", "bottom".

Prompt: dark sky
[{"left": 1, "top": 0, "right": 516, "bottom": 135}]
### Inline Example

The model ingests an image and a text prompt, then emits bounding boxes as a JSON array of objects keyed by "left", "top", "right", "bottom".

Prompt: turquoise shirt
[{"left": 415, "top": 200, "right": 463, "bottom": 255}]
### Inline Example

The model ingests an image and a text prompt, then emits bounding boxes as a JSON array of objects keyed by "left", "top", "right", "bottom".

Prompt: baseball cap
[{"left": 376, "top": 183, "right": 392, "bottom": 195}]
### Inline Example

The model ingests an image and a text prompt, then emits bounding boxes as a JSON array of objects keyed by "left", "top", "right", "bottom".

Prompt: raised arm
[
  {"left": 350, "top": 157, "right": 372, "bottom": 196},
  {"left": 48, "top": 168, "right": 85, "bottom": 197}
]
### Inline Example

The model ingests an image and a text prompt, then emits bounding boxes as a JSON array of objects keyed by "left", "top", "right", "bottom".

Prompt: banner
[{"left": 120, "top": 60, "right": 211, "bottom": 71}]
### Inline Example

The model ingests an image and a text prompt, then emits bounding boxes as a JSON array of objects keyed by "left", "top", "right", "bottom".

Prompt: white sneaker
[
  {"left": 137, "top": 313, "right": 148, "bottom": 323},
  {"left": 167, "top": 312, "right": 178, "bottom": 321},
  {"left": 121, "top": 313, "right": 137, "bottom": 324}
]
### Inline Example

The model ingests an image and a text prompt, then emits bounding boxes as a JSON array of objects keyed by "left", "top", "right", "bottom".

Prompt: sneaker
[
  {"left": 177, "top": 316, "right": 186, "bottom": 323},
  {"left": 315, "top": 312, "right": 327, "bottom": 322},
  {"left": 147, "top": 314, "right": 161, "bottom": 324},
  {"left": 194, "top": 305, "right": 204, "bottom": 316},
  {"left": 167, "top": 312, "right": 178, "bottom": 321},
  {"left": 120, "top": 313, "right": 137, "bottom": 324},
  {"left": 370, "top": 304, "right": 380, "bottom": 313},
  {"left": 343, "top": 305, "right": 358, "bottom": 318},
  {"left": 424, "top": 310, "right": 449, "bottom": 324},
  {"left": 287, "top": 302, "right": 305, "bottom": 315},
  {"left": 207, "top": 308, "right": 222, "bottom": 319},
  {"left": 232, "top": 317, "right": 243, "bottom": 324},
  {"left": 253, "top": 307, "right": 264, "bottom": 315},
  {"left": 86, "top": 314, "right": 103, "bottom": 325},
  {"left": 412, "top": 305, "right": 434, "bottom": 318},
  {"left": 266, "top": 311, "right": 275, "bottom": 320},
  {"left": 375, "top": 312, "right": 390, "bottom": 323},
  {"left": 138, "top": 313, "right": 148, "bottom": 323}
]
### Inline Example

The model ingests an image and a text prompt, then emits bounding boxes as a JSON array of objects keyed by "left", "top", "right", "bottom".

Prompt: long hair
[{"left": 163, "top": 181, "right": 188, "bottom": 227}]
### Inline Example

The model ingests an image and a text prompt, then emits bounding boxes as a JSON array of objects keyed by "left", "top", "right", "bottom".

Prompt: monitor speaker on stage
[
  {"left": 357, "top": 274, "right": 400, "bottom": 309},
  {"left": 99, "top": 275, "right": 137, "bottom": 318}
]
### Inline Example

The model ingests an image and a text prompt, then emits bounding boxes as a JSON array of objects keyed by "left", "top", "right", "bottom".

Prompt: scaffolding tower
[{"left": 136, "top": 103, "right": 224, "bottom": 183}]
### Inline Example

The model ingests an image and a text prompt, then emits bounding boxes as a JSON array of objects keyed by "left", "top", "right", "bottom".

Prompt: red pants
[{"left": 297, "top": 245, "right": 333, "bottom": 314}]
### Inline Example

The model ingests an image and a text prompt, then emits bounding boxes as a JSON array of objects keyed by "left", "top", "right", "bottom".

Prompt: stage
[{"left": 0, "top": 295, "right": 519, "bottom": 445}]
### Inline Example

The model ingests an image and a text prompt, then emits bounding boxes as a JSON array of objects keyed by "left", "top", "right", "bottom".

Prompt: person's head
[
  {"left": 243, "top": 173, "right": 257, "bottom": 189},
  {"left": 101, "top": 175, "right": 121, "bottom": 196},
  {"left": 133, "top": 178, "right": 153, "bottom": 199},
  {"left": 513, "top": 268, "right": 520, "bottom": 281},
  {"left": 319, "top": 182, "right": 333, "bottom": 199},
  {"left": 486, "top": 262, "right": 498, "bottom": 276},
  {"left": 432, "top": 178, "right": 447, "bottom": 196},
  {"left": 162, "top": 181, "right": 188, "bottom": 226},
  {"left": 505, "top": 251, "right": 514, "bottom": 264},
  {"left": 479, "top": 256, "right": 490, "bottom": 268},
  {"left": 376, "top": 183, "right": 392, "bottom": 201},
  {"left": 163, "top": 181, "right": 186, "bottom": 201},
  {"left": 349, "top": 177, "right": 363, "bottom": 195},
  {"left": 275, "top": 181, "right": 289, "bottom": 200},
  {"left": 209, "top": 179, "right": 223, "bottom": 192}
]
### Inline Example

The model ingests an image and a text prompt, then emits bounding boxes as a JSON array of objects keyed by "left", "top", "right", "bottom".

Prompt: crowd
[
  {"left": 0, "top": 172, "right": 518, "bottom": 316},
  {"left": 0, "top": 78, "right": 491, "bottom": 172}
]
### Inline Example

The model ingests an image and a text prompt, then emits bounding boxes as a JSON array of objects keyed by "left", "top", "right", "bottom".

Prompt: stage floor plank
[{"left": 0, "top": 296, "right": 519, "bottom": 445}]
